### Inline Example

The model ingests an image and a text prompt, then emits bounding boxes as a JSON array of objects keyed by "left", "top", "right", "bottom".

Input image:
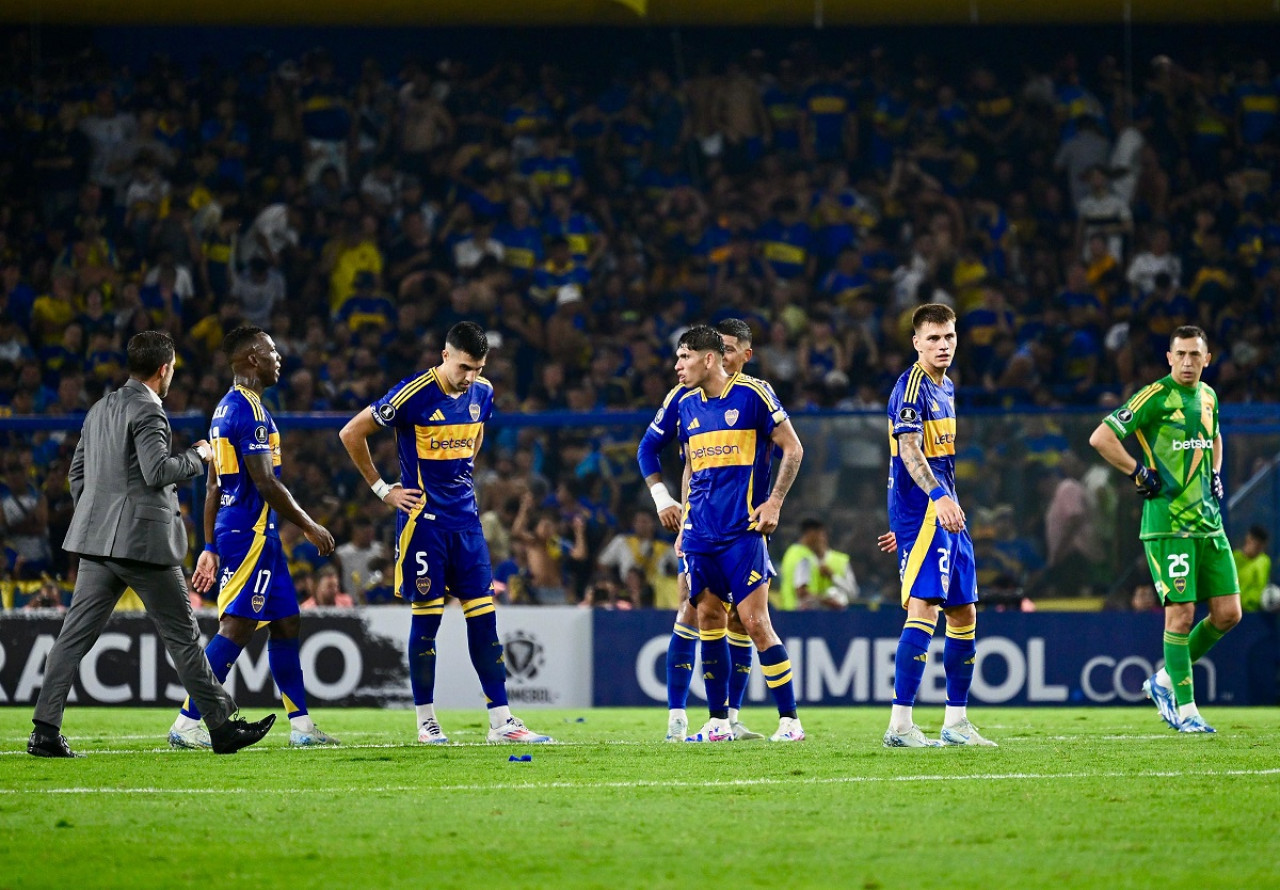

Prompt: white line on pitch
[{"left": 4, "top": 768, "right": 1279, "bottom": 795}]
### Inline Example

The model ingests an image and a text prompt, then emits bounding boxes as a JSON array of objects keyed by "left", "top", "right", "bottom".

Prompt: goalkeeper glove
[
  {"left": 1212, "top": 470, "right": 1224, "bottom": 501},
  {"left": 1129, "top": 464, "right": 1162, "bottom": 500}
]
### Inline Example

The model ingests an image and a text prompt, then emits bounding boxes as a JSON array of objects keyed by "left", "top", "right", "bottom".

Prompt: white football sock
[
  {"left": 1155, "top": 668, "right": 1173, "bottom": 689},
  {"left": 890, "top": 704, "right": 914, "bottom": 733},
  {"left": 173, "top": 714, "right": 200, "bottom": 732},
  {"left": 290, "top": 714, "right": 316, "bottom": 733},
  {"left": 416, "top": 703, "right": 437, "bottom": 726},
  {"left": 489, "top": 705, "right": 512, "bottom": 729},
  {"left": 669, "top": 708, "right": 687, "bottom": 723},
  {"left": 944, "top": 705, "right": 967, "bottom": 727},
  {"left": 727, "top": 707, "right": 740, "bottom": 724},
  {"left": 1178, "top": 702, "right": 1200, "bottom": 720}
]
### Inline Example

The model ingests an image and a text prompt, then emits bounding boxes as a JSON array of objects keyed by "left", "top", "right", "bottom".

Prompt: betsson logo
[
  {"left": 690, "top": 443, "right": 741, "bottom": 460},
  {"left": 430, "top": 436, "right": 476, "bottom": 450},
  {"left": 1171, "top": 437, "right": 1212, "bottom": 451}
]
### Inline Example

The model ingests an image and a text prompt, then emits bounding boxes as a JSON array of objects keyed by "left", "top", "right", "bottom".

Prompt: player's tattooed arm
[
  {"left": 897, "top": 433, "right": 942, "bottom": 492},
  {"left": 754, "top": 420, "right": 804, "bottom": 535}
]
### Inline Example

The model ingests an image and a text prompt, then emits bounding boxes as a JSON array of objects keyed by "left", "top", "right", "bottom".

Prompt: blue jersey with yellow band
[
  {"left": 635, "top": 383, "right": 689, "bottom": 479},
  {"left": 887, "top": 363, "right": 958, "bottom": 534},
  {"left": 210, "top": 386, "right": 283, "bottom": 540},
  {"left": 678, "top": 373, "right": 787, "bottom": 551},
  {"left": 370, "top": 370, "right": 493, "bottom": 530}
]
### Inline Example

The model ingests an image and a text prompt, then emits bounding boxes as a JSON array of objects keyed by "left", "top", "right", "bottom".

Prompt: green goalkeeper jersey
[{"left": 1103, "top": 375, "right": 1222, "bottom": 540}]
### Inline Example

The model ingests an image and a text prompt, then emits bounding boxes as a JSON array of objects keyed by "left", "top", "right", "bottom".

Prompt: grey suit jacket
[{"left": 63, "top": 377, "right": 205, "bottom": 566}]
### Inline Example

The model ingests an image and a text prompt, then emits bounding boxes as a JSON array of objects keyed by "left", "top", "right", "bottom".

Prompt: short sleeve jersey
[
  {"left": 887, "top": 363, "right": 957, "bottom": 534},
  {"left": 677, "top": 373, "right": 787, "bottom": 550},
  {"left": 211, "top": 386, "right": 282, "bottom": 539},
  {"left": 1103, "top": 376, "right": 1222, "bottom": 539},
  {"left": 370, "top": 369, "right": 493, "bottom": 530}
]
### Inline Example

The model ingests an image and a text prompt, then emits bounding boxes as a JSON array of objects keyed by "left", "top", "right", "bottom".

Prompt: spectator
[
  {"left": 1234, "top": 526, "right": 1272, "bottom": 613},
  {"left": 596, "top": 509, "right": 678, "bottom": 608},
  {"left": 301, "top": 565, "right": 355, "bottom": 609},
  {"left": 775, "top": 518, "right": 856, "bottom": 611},
  {"left": 334, "top": 518, "right": 388, "bottom": 600}
]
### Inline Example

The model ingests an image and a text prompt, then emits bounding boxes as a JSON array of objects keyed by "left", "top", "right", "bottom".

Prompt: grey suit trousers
[{"left": 33, "top": 557, "right": 234, "bottom": 731}]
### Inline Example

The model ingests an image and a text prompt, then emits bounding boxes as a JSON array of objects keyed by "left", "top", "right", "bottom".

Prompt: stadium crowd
[{"left": 0, "top": 29, "right": 1278, "bottom": 606}]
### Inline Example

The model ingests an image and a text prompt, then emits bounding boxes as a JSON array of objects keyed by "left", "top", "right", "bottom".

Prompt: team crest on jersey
[
  {"left": 724, "top": 409, "right": 740, "bottom": 426},
  {"left": 898, "top": 406, "right": 919, "bottom": 423},
  {"left": 378, "top": 403, "right": 396, "bottom": 422},
  {"left": 254, "top": 425, "right": 268, "bottom": 443},
  {"left": 469, "top": 403, "right": 481, "bottom": 421},
  {"left": 252, "top": 593, "right": 266, "bottom": 612},
  {"left": 1174, "top": 578, "right": 1187, "bottom": 593},
  {"left": 416, "top": 576, "right": 432, "bottom": 595},
  {"left": 940, "top": 573, "right": 951, "bottom": 593},
  {"left": 1116, "top": 408, "right": 1133, "bottom": 423},
  {"left": 654, "top": 407, "right": 664, "bottom": 424}
]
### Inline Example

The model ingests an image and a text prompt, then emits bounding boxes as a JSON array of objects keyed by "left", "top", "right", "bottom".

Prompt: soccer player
[
  {"left": 637, "top": 318, "right": 763, "bottom": 742},
  {"left": 169, "top": 326, "right": 340, "bottom": 749},
  {"left": 339, "top": 321, "right": 552, "bottom": 744},
  {"left": 1088, "top": 325, "right": 1241, "bottom": 733},
  {"left": 673, "top": 325, "right": 806, "bottom": 742},
  {"left": 884, "top": 303, "right": 996, "bottom": 748}
]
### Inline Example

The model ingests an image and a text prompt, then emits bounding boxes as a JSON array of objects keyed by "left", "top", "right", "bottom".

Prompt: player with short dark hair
[
  {"left": 1089, "top": 324, "right": 1241, "bottom": 733},
  {"left": 883, "top": 303, "right": 996, "bottom": 748},
  {"left": 637, "top": 318, "right": 764, "bottom": 741},
  {"left": 339, "top": 321, "right": 551, "bottom": 744},
  {"left": 169, "top": 325, "right": 340, "bottom": 749},
  {"left": 673, "top": 325, "right": 806, "bottom": 742}
]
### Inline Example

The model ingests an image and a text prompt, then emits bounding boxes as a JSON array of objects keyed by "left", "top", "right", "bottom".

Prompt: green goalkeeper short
[{"left": 1143, "top": 534, "right": 1240, "bottom": 604}]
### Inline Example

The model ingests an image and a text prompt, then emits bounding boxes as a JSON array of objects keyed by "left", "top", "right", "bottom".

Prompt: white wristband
[
  {"left": 371, "top": 479, "right": 393, "bottom": 500},
  {"left": 649, "top": 482, "right": 680, "bottom": 513}
]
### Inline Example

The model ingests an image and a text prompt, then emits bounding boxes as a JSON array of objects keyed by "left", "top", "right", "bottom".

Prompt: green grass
[{"left": 2, "top": 706, "right": 1277, "bottom": 890}]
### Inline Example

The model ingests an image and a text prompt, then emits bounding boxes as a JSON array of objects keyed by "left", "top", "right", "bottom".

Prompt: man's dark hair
[
  {"left": 126, "top": 331, "right": 176, "bottom": 378},
  {"left": 446, "top": 321, "right": 490, "bottom": 359},
  {"left": 912, "top": 303, "right": 956, "bottom": 331},
  {"left": 223, "top": 325, "right": 266, "bottom": 360},
  {"left": 1248, "top": 525, "right": 1269, "bottom": 545},
  {"left": 800, "top": 518, "right": 825, "bottom": 534},
  {"left": 716, "top": 318, "right": 752, "bottom": 347},
  {"left": 677, "top": 325, "right": 725, "bottom": 356},
  {"left": 1170, "top": 325, "right": 1208, "bottom": 349}
]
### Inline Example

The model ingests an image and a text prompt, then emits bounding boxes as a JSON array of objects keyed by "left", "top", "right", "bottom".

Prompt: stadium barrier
[{"left": 1, "top": 607, "right": 1275, "bottom": 708}]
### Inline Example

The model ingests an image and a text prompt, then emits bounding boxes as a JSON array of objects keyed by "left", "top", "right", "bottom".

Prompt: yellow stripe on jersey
[
  {"left": 1134, "top": 430, "right": 1156, "bottom": 468},
  {"left": 268, "top": 432, "right": 281, "bottom": 467},
  {"left": 738, "top": 377, "right": 782, "bottom": 412},
  {"left": 391, "top": 370, "right": 437, "bottom": 409},
  {"left": 687, "top": 429, "right": 756, "bottom": 472},
  {"left": 905, "top": 365, "right": 926, "bottom": 404},
  {"left": 921, "top": 417, "right": 957, "bottom": 458},
  {"left": 252, "top": 502, "right": 269, "bottom": 535},
  {"left": 662, "top": 385, "right": 685, "bottom": 408},
  {"left": 462, "top": 596, "right": 495, "bottom": 618},
  {"left": 1128, "top": 382, "right": 1163, "bottom": 413},
  {"left": 415, "top": 422, "right": 482, "bottom": 461},
  {"left": 900, "top": 501, "right": 938, "bottom": 607},
  {"left": 217, "top": 533, "right": 267, "bottom": 616},
  {"left": 213, "top": 436, "right": 239, "bottom": 475},
  {"left": 234, "top": 385, "right": 264, "bottom": 422},
  {"left": 945, "top": 622, "right": 977, "bottom": 640}
]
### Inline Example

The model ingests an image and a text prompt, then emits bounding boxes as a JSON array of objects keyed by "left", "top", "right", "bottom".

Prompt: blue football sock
[
  {"left": 666, "top": 622, "right": 699, "bottom": 710},
  {"left": 728, "top": 631, "right": 753, "bottom": 711},
  {"left": 463, "top": 597, "right": 508, "bottom": 709},
  {"left": 408, "top": 606, "right": 443, "bottom": 707},
  {"left": 181, "top": 633, "right": 243, "bottom": 721},
  {"left": 268, "top": 637, "right": 308, "bottom": 719},
  {"left": 944, "top": 621, "right": 977, "bottom": 707},
  {"left": 893, "top": 617, "right": 937, "bottom": 707},
  {"left": 757, "top": 643, "right": 797, "bottom": 718},
  {"left": 700, "top": 628, "right": 730, "bottom": 719}
]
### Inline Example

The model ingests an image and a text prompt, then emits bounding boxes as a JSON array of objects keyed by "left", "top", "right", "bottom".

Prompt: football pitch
[{"left": 2, "top": 707, "right": 1277, "bottom": 889}]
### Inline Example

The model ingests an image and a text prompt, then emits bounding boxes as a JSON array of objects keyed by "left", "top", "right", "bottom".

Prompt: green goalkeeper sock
[
  {"left": 1163, "top": 630, "right": 1194, "bottom": 706},
  {"left": 1188, "top": 618, "right": 1227, "bottom": 664}
]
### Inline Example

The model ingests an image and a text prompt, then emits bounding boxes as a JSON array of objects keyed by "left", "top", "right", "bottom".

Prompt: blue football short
[
  {"left": 685, "top": 533, "right": 775, "bottom": 606},
  {"left": 395, "top": 515, "right": 493, "bottom": 602},
  {"left": 216, "top": 532, "right": 299, "bottom": 622},
  {"left": 894, "top": 523, "right": 978, "bottom": 608}
]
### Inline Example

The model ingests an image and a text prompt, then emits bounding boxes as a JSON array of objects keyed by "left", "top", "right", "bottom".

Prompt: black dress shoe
[
  {"left": 28, "top": 730, "right": 82, "bottom": 758},
  {"left": 209, "top": 713, "right": 276, "bottom": 754}
]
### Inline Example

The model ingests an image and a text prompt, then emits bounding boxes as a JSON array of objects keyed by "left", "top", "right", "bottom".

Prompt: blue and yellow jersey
[
  {"left": 636, "top": 383, "right": 689, "bottom": 479},
  {"left": 543, "top": 212, "right": 598, "bottom": 261},
  {"left": 1235, "top": 81, "right": 1279, "bottom": 145},
  {"left": 887, "top": 363, "right": 958, "bottom": 534},
  {"left": 370, "top": 370, "right": 493, "bottom": 530},
  {"left": 211, "top": 386, "right": 282, "bottom": 540},
  {"left": 494, "top": 222, "right": 544, "bottom": 275},
  {"left": 756, "top": 219, "right": 812, "bottom": 279},
  {"left": 678, "top": 374, "right": 788, "bottom": 550}
]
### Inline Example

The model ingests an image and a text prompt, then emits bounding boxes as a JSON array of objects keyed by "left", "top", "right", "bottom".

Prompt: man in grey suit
[{"left": 29, "top": 331, "right": 276, "bottom": 757}]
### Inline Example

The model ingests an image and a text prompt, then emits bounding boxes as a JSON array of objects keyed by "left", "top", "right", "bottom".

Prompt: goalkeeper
[{"left": 1088, "top": 325, "right": 1241, "bottom": 734}]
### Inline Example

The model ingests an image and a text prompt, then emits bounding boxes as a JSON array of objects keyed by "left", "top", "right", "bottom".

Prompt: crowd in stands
[{"left": 1, "top": 28, "right": 1278, "bottom": 605}]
